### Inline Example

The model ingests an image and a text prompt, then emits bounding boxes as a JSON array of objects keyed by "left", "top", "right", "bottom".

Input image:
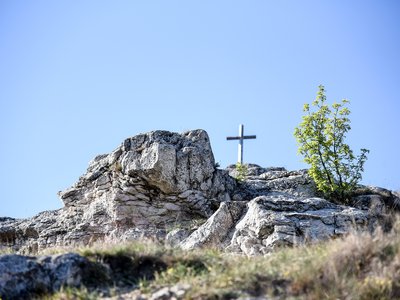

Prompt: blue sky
[{"left": 1, "top": 1, "right": 399, "bottom": 218}]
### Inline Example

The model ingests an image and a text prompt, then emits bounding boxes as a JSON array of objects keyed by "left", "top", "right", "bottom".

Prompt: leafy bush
[{"left": 294, "top": 85, "right": 369, "bottom": 203}]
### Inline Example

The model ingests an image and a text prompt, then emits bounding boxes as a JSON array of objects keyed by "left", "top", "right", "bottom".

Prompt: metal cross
[{"left": 226, "top": 124, "right": 256, "bottom": 164}]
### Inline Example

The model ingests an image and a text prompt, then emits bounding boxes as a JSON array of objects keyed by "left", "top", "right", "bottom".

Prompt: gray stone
[
  {"left": 150, "top": 287, "right": 172, "bottom": 300},
  {"left": 227, "top": 195, "right": 372, "bottom": 255},
  {"left": 1, "top": 130, "right": 234, "bottom": 253},
  {"left": 165, "top": 229, "right": 191, "bottom": 247},
  {"left": 0, "top": 130, "right": 398, "bottom": 257},
  {"left": 180, "top": 202, "right": 246, "bottom": 250},
  {"left": 0, "top": 253, "right": 97, "bottom": 299},
  {"left": 0, "top": 254, "right": 51, "bottom": 298},
  {"left": 149, "top": 283, "right": 191, "bottom": 300}
]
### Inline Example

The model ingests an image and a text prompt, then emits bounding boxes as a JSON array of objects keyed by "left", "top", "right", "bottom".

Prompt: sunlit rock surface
[{"left": 1, "top": 129, "right": 398, "bottom": 256}]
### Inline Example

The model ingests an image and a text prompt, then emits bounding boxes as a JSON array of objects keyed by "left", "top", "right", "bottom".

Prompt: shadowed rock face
[
  {"left": 0, "top": 253, "right": 104, "bottom": 299},
  {"left": 0, "top": 129, "right": 399, "bottom": 256},
  {"left": 0, "top": 252, "right": 168, "bottom": 299}
]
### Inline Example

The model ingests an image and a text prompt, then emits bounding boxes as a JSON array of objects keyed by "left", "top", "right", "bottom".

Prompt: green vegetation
[
  {"left": 40, "top": 219, "right": 400, "bottom": 300},
  {"left": 0, "top": 247, "right": 13, "bottom": 255},
  {"left": 294, "top": 85, "right": 369, "bottom": 203},
  {"left": 110, "top": 161, "right": 122, "bottom": 172},
  {"left": 44, "top": 287, "right": 98, "bottom": 300},
  {"left": 234, "top": 162, "right": 248, "bottom": 182}
]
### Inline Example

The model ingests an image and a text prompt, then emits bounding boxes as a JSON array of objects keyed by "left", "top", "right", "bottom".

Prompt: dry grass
[{"left": 18, "top": 219, "right": 400, "bottom": 299}]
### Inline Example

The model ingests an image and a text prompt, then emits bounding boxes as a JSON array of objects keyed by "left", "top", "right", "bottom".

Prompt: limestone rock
[
  {"left": 351, "top": 186, "right": 400, "bottom": 211},
  {"left": 180, "top": 201, "right": 246, "bottom": 250},
  {"left": 149, "top": 284, "right": 191, "bottom": 300},
  {"left": 227, "top": 194, "right": 371, "bottom": 255},
  {"left": 180, "top": 163, "right": 399, "bottom": 255},
  {"left": 228, "top": 165, "right": 317, "bottom": 201},
  {"left": 165, "top": 229, "right": 191, "bottom": 247},
  {"left": 1, "top": 130, "right": 235, "bottom": 253},
  {"left": 1, "top": 128, "right": 400, "bottom": 298},
  {"left": 0, "top": 253, "right": 100, "bottom": 299},
  {"left": 0, "top": 129, "right": 399, "bottom": 257}
]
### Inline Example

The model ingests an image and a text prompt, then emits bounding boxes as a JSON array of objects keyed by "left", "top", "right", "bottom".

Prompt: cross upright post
[
  {"left": 226, "top": 124, "right": 256, "bottom": 164},
  {"left": 238, "top": 124, "right": 244, "bottom": 164}
]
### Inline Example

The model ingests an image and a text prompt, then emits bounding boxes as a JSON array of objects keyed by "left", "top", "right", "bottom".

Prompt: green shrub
[{"left": 294, "top": 85, "right": 369, "bottom": 203}]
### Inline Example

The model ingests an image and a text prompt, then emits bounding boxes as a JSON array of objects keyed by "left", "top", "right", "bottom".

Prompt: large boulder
[
  {"left": 0, "top": 253, "right": 100, "bottom": 299},
  {"left": 0, "top": 130, "right": 235, "bottom": 253},
  {"left": 179, "top": 194, "right": 374, "bottom": 256}
]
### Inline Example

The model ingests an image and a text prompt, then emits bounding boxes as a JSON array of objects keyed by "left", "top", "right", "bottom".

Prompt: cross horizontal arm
[
  {"left": 242, "top": 135, "right": 256, "bottom": 139},
  {"left": 226, "top": 135, "right": 256, "bottom": 140}
]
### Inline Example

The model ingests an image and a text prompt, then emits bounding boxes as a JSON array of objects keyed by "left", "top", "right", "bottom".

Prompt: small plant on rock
[{"left": 235, "top": 163, "right": 248, "bottom": 182}]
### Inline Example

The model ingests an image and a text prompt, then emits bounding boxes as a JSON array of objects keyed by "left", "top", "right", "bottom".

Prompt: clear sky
[{"left": 1, "top": 1, "right": 399, "bottom": 218}]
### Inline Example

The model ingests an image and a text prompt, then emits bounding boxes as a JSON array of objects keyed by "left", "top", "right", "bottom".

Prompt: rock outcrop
[
  {"left": 0, "top": 130, "right": 235, "bottom": 254},
  {"left": 1, "top": 129, "right": 399, "bottom": 257},
  {"left": 181, "top": 195, "right": 372, "bottom": 256},
  {"left": 177, "top": 167, "right": 395, "bottom": 255},
  {"left": 1, "top": 129, "right": 400, "bottom": 299}
]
